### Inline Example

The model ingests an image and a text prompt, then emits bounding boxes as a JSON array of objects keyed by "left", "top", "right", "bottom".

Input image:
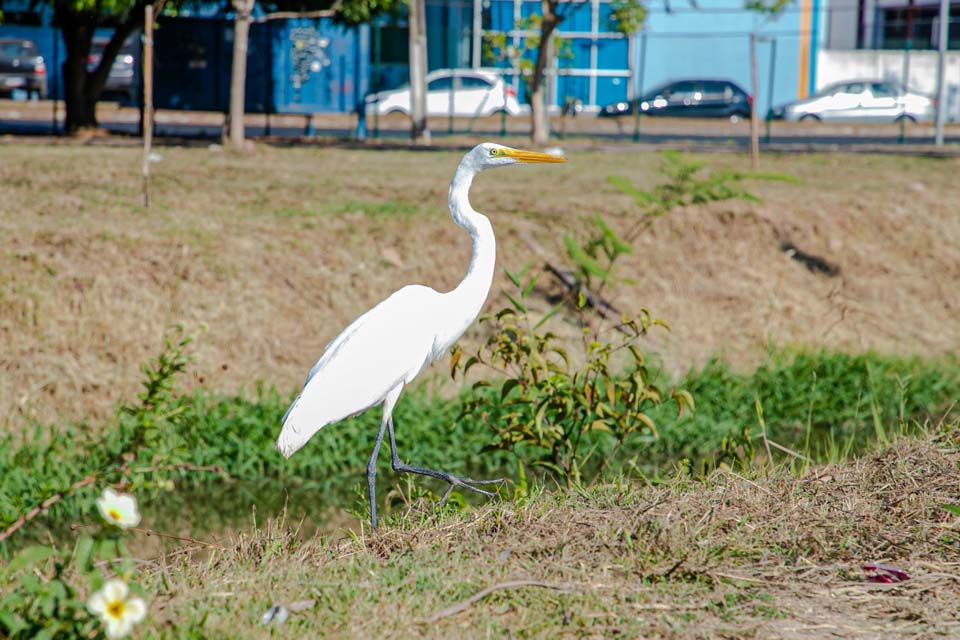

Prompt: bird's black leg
[
  {"left": 387, "top": 415, "right": 503, "bottom": 506},
  {"left": 367, "top": 417, "right": 389, "bottom": 532}
]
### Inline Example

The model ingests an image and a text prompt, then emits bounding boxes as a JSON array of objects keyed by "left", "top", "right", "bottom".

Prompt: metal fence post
[
  {"left": 53, "top": 27, "right": 60, "bottom": 135},
  {"left": 765, "top": 37, "right": 777, "bottom": 144},
  {"left": 373, "top": 20, "right": 380, "bottom": 139},
  {"left": 632, "top": 31, "right": 646, "bottom": 143},
  {"left": 900, "top": 38, "right": 912, "bottom": 144},
  {"left": 749, "top": 33, "right": 760, "bottom": 169}
]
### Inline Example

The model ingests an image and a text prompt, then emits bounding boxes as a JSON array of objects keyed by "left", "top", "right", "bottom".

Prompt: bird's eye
[{"left": 489, "top": 148, "right": 499, "bottom": 156}]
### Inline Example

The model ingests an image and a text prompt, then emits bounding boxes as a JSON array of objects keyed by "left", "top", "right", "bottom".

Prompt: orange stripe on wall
[{"left": 797, "top": 0, "right": 812, "bottom": 98}]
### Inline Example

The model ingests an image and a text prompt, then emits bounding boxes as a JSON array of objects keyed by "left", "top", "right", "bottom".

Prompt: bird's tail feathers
[{"left": 276, "top": 395, "right": 323, "bottom": 458}]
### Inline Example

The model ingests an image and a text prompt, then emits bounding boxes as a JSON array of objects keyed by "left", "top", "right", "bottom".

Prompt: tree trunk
[
  {"left": 228, "top": 0, "right": 255, "bottom": 149},
  {"left": 55, "top": 0, "right": 148, "bottom": 134},
  {"left": 529, "top": 1, "right": 559, "bottom": 146},
  {"left": 58, "top": 10, "right": 97, "bottom": 132},
  {"left": 407, "top": 0, "right": 430, "bottom": 144}
]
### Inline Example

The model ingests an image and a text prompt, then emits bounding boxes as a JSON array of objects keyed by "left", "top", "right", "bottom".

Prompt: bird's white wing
[{"left": 277, "top": 285, "right": 441, "bottom": 457}]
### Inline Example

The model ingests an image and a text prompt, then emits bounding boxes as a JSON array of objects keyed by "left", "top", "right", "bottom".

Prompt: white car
[
  {"left": 773, "top": 81, "right": 935, "bottom": 123},
  {"left": 366, "top": 69, "right": 522, "bottom": 117}
]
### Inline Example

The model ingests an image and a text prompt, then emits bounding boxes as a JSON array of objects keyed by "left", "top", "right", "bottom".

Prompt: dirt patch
[{"left": 1, "top": 144, "right": 958, "bottom": 432}]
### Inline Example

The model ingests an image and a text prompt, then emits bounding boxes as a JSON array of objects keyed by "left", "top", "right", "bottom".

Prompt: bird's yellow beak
[{"left": 503, "top": 148, "right": 566, "bottom": 163}]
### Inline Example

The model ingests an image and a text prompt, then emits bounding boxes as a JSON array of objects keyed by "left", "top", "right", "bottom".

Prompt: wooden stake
[{"left": 142, "top": 4, "right": 154, "bottom": 207}]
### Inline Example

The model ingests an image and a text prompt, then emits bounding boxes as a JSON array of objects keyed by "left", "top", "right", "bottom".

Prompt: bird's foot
[
  {"left": 392, "top": 461, "right": 503, "bottom": 506},
  {"left": 437, "top": 475, "right": 505, "bottom": 507}
]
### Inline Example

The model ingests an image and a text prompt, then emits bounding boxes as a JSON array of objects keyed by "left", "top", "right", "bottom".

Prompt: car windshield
[
  {"left": 91, "top": 38, "right": 136, "bottom": 55},
  {"left": 635, "top": 82, "right": 672, "bottom": 100},
  {"left": 460, "top": 76, "right": 493, "bottom": 88},
  {"left": 0, "top": 41, "right": 35, "bottom": 58},
  {"left": 427, "top": 77, "right": 452, "bottom": 90}
]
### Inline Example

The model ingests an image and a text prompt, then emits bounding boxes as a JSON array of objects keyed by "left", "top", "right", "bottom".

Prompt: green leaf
[
  {"left": 449, "top": 347, "right": 462, "bottom": 379},
  {"left": 98, "top": 538, "right": 118, "bottom": 562},
  {"left": 33, "top": 625, "right": 61, "bottom": 640},
  {"left": 3, "top": 545, "right": 57, "bottom": 578},
  {"left": 533, "top": 301, "right": 565, "bottom": 330},
  {"left": 943, "top": 504, "right": 960, "bottom": 517},
  {"left": 463, "top": 356, "right": 480, "bottom": 376},
  {"left": 501, "top": 379, "right": 521, "bottom": 400},
  {"left": 587, "top": 420, "right": 611, "bottom": 433},
  {"left": 522, "top": 272, "right": 539, "bottom": 298},
  {"left": 636, "top": 412, "right": 657, "bottom": 436},
  {"left": 531, "top": 460, "right": 565, "bottom": 476},
  {"left": 0, "top": 610, "right": 26, "bottom": 635},
  {"left": 504, "top": 267, "right": 522, "bottom": 288},
  {"left": 503, "top": 290, "right": 528, "bottom": 314},
  {"left": 673, "top": 389, "right": 696, "bottom": 416},
  {"left": 563, "top": 233, "right": 609, "bottom": 280},
  {"left": 606, "top": 175, "right": 655, "bottom": 203},
  {"left": 595, "top": 215, "right": 632, "bottom": 255},
  {"left": 73, "top": 536, "right": 95, "bottom": 573}
]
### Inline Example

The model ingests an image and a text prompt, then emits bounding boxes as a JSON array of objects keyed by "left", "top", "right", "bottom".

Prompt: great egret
[{"left": 276, "top": 143, "right": 565, "bottom": 531}]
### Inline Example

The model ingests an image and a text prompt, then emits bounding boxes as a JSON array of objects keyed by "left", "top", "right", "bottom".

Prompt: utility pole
[{"left": 934, "top": 0, "right": 951, "bottom": 146}]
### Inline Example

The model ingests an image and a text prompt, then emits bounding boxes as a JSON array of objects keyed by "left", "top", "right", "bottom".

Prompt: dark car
[
  {"left": 87, "top": 36, "right": 138, "bottom": 102},
  {"left": 0, "top": 38, "right": 47, "bottom": 99},
  {"left": 599, "top": 79, "right": 752, "bottom": 120}
]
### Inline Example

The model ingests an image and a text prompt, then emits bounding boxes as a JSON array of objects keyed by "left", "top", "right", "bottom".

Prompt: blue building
[
  {"left": 0, "top": 1, "right": 369, "bottom": 115},
  {"left": 475, "top": 0, "right": 816, "bottom": 115},
  {"left": 0, "top": 0, "right": 822, "bottom": 118},
  {"left": 152, "top": 14, "right": 368, "bottom": 115}
]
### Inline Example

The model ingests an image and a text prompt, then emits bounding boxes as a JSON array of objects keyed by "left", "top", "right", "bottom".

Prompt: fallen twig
[
  {"left": 519, "top": 232, "right": 626, "bottom": 328},
  {"left": 427, "top": 580, "right": 575, "bottom": 622},
  {"left": 70, "top": 521, "right": 228, "bottom": 551},
  {"left": 134, "top": 463, "right": 228, "bottom": 477},
  {"left": 130, "top": 527, "right": 228, "bottom": 551},
  {"left": 0, "top": 454, "right": 134, "bottom": 544}
]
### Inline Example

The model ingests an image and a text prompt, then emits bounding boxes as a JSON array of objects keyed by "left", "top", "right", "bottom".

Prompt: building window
[{"left": 877, "top": 6, "right": 960, "bottom": 50}]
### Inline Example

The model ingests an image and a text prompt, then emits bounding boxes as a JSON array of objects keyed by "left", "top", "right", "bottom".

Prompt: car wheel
[
  {"left": 799, "top": 114, "right": 822, "bottom": 123},
  {"left": 895, "top": 114, "right": 917, "bottom": 124}
]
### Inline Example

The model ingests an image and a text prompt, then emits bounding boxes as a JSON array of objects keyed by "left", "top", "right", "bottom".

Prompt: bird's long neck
[{"left": 438, "top": 159, "right": 496, "bottom": 349}]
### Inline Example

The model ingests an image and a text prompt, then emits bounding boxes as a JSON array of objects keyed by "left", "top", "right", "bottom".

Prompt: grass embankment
[
  {"left": 2, "top": 144, "right": 959, "bottom": 433},
  {"left": 141, "top": 428, "right": 960, "bottom": 638},
  {"left": 3, "top": 349, "right": 958, "bottom": 552}
]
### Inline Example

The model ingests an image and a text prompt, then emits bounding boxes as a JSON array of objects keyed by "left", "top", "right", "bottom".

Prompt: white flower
[
  {"left": 96, "top": 488, "right": 141, "bottom": 529},
  {"left": 87, "top": 579, "right": 147, "bottom": 639}
]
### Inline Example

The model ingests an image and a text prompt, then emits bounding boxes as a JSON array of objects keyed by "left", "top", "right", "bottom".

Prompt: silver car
[
  {"left": 773, "top": 81, "right": 934, "bottom": 123},
  {"left": 366, "top": 69, "right": 522, "bottom": 117}
]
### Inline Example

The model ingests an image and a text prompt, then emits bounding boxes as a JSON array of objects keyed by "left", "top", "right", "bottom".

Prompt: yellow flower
[
  {"left": 87, "top": 579, "right": 147, "bottom": 639},
  {"left": 95, "top": 488, "right": 141, "bottom": 529}
]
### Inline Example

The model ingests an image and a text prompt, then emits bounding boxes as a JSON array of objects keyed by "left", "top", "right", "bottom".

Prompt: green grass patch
[
  {"left": 332, "top": 199, "right": 422, "bottom": 217},
  {"left": 2, "top": 349, "right": 958, "bottom": 554},
  {"left": 272, "top": 205, "right": 326, "bottom": 218},
  {"left": 639, "top": 349, "right": 960, "bottom": 473}
]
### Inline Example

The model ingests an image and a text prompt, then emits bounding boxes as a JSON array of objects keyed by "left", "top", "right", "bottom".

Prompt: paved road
[{"left": 3, "top": 101, "right": 959, "bottom": 152}]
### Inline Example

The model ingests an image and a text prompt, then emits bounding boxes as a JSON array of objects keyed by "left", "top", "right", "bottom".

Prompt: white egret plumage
[{"left": 276, "top": 142, "right": 565, "bottom": 531}]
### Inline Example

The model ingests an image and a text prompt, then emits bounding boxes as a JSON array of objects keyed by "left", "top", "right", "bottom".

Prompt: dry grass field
[
  {"left": 1, "top": 141, "right": 958, "bottom": 433},
  {"left": 143, "top": 430, "right": 960, "bottom": 638},
  {"left": 2, "top": 140, "right": 960, "bottom": 639}
]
